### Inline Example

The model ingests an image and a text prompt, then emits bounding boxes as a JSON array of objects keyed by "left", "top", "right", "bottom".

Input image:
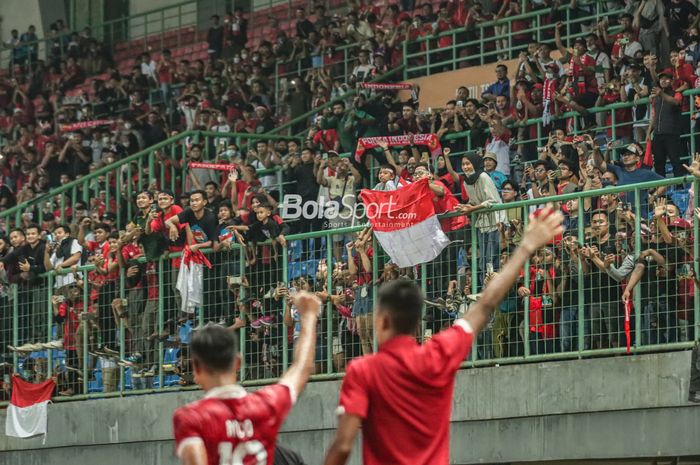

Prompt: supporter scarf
[
  {"left": 59, "top": 119, "right": 114, "bottom": 132},
  {"left": 355, "top": 134, "right": 441, "bottom": 162},
  {"left": 188, "top": 162, "right": 238, "bottom": 171},
  {"left": 542, "top": 78, "right": 557, "bottom": 127},
  {"left": 359, "top": 82, "right": 413, "bottom": 90}
]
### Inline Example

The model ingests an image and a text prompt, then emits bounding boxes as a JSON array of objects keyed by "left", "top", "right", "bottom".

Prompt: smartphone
[{"left": 486, "top": 263, "right": 494, "bottom": 274}]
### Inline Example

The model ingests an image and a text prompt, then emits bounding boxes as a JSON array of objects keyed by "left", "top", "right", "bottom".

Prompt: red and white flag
[
  {"left": 5, "top": 375, "right": 55, "bottom": 439},
  {"left": 360, "top": 179, "right": 449, "bottom": 268}
]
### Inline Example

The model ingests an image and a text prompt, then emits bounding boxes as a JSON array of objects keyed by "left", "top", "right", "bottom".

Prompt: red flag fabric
[
  {"left": 624, "top": 300, "right": 633, "bottom": 354},
  {"left": 355, "top": 134, "right": 442, "bottom": 162},
  {"left": 5, "top": 375, "right": 55, "bottom": 438},
  {"left": 643, "top": 137, "right": 654, "bottom": 169},
  {"left": 359, "top": 179, "right": 450, "bottom": 267}
]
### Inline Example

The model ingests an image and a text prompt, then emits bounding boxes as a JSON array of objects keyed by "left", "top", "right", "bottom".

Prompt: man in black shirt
[
  {"left": 295, "top": 8, "right": 315, "bottom": 39},
  {"left": 166, "top": 190, "right": 219, "bottom": 252},
  {"left": 166, "top": 190, "right": 222, "bottom": 322},
  {"left": 207, "top": 15, "right": 224, "bottom": 60},
  {"left": 580, "top": 210, "right": 622, "bottom": 349},
  {"left": 1, "top": 224, "right": 47, "bottom": 345}
]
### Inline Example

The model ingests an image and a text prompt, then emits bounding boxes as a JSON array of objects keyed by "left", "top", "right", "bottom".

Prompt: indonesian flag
[
  {"left": 360, "top": 179, "right": 450, "bottom": 268},
  {"left": 5, "top": 375, "right": 55, "bottom": 439},
  {"left": 176, "top": 246, "right": 213, "bottom": 314}
]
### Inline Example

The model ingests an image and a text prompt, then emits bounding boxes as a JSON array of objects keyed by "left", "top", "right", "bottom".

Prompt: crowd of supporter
[{"left": 0, "top": 0, "right": 699, "bottom": 398}]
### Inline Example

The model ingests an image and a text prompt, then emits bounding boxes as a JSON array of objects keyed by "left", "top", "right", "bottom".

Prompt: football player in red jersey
[
  {"left": 323, "top": 207, "right": 565, "bottom": 465},
  {"left": 173, "top": 291, "right": 321, "bottom": 465}
]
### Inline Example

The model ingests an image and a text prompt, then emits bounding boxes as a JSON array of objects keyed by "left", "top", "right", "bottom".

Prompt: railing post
[
  {"left": 82, "top": 274, "right": 89, "bottom": 395},
  {"left": 633, "top": 188, "right": 642, "bottom": 348},
  {"left": 691, "top": 93, "right": 696, "bottom": 156},
  {"left": 119, "top": 267, "right": 126, "bottom": 393},
  {"left": 402, "top": 40, "right": 408, "bottom": 80},
  {"left": 157, "top": 257, "right": 164, "bottom": 390},
  {"left": 694, "top": 178, "right": 699, "bottom": 341},
  {"left": 46, "top": 273, "right": 54, "bottom": 380},
  {"left": 325, "top": 233, "right": 333, "bottom": 373},
  {"left": 371, "top": 234, "right": 378, "bottom": 352},
  {"left": 11, "top": 284, "right": 18, "bottom": 370},
  {"left": 577, "top": 197, "right": 585, "bottom": 354},
  {"left": 239, "top": 245, "right": 247, "bottom": 380},
  {"left": 470, "top": 214, "right": 478, "bottom": 361},
  {"left": 523, "top": 210, "right": 530, "bottom": 357}
]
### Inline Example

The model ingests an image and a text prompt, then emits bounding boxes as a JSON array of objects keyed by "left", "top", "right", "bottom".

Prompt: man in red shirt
[
  {"left": 323, "top": 207, "right": 565, "bottom": 465},
  {"left": 173, "top": 291, "right": 321, "bottom": 465}
]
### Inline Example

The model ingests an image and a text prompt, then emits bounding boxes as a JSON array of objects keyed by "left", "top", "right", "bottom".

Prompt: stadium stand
[{"left": 0, "top": 0, "right": 697, "bottom": 406}]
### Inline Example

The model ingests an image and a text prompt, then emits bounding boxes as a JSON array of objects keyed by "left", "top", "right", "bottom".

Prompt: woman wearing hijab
[{"left": 455, "top": 152, "right": 506, "bottom": 282}]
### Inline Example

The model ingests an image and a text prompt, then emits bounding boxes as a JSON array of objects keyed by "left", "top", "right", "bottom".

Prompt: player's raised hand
[
  {"left": 522, "top": 205, "right": 565, "bottom": 253},
  {"left": 294, "top": 291, "right": 322, "bottom": 319}
]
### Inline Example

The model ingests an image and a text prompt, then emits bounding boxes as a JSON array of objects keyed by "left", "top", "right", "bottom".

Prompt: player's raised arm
[
  {"left": 465, "top": 205, "right": 564, "bottom": 334},
  {"left": 278, "top": 291, "right": 321, "bottom": 400}
]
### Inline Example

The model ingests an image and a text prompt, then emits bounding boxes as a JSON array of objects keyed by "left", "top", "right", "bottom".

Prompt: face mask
[
  {"left": 102, "top": 136, "right": 110, "bottom": 144},
  {"left": 124, "top": 122, "right": 132, "bottom": 130},
  {"left": 233, "top": 56, "right": 240, "bottom": 64},
  {"left": 515, "top": 100, "right": 523, "bottom": 110},
  {"left": 587, "top": 46, "right": 596, "bottom": 53},
  {"left": 241, "top": 52, "right": 248, "bottom": 59},
  {"left": 545, "top": 72, "right": 554, "bottom": 79},
  {"left": 252, "top": 55, "right": 259, "bottom": 62}
]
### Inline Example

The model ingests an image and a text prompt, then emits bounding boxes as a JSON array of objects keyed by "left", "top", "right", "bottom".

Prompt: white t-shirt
[{"left": 51, "top": 238, "right": 83, "bottom": 288}]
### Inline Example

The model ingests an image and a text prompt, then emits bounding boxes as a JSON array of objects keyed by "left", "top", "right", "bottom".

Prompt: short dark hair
[
  {"left": 191, "top": 324, "right": 239, "bottom": 372},
  {"left": 25, "top": 223, "right": 41, "bottom": 234},
  {"left": 137, "top": 189, "right": 153, "bottom": 200},
  {"left": 377, "top": 280, "right": 423, "bottom": 335},
  {"left": 379, "top": 164, "right": 396, "bottom": 175},
  {"left": 190, "top": 189, "right": 207, "bottom": 201},
  {"left": 205, "top": 181, "right": 219, "bottom": 190},
  {"left": 10, "top": 228, "right": 25, "bottom": 237},
  {"left": 94, "top": 222, "right": 111, "bottom": 233},
  {"left": 55, "top": 224, "right": 71, "bottom": 235}
]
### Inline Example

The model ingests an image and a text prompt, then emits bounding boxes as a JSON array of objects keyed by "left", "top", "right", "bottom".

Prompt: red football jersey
[
  {"left": 338, "top": 320, "right": 474, "bottom": 465},
  {"left": 173, "top": 383, "right": 295, "bottom": 465}
]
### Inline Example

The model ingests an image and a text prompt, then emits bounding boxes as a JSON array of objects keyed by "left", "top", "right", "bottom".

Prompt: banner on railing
[
  {"left": 59, "top": 120, "right": 114, "bottom": 132},
  {"left": 355, "top": 134, "right": 441, "bottom": 162},
  {"left": 188, "top": 162, "right": 238, "bottom": 171}
]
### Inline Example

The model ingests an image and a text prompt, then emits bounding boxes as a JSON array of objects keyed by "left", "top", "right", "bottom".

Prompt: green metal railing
[
  {"left": 403, "top": 3, "right": 625, "bottom": 79},
  {"left": 1, "top": 174, "right": 697, "bottom": 401},
  {"left": 0, "top": 130, "right": 301, "bottom": 231}
]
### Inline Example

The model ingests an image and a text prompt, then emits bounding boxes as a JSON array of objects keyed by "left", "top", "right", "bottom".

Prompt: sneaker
[
  {"left": 260, "top": 315, "right": 274, "bottom": 326},
  {"left": 142, "top": 368, "right": 155, "bottom": 377},
  {"left": 103, "top": 346, "right": 120, "bottom": 356},
  {"left": 162, "top": 364, "right": 176, "bottom": 372},
  {"left": 262, "top": 286, "right": 276, "bottom": 299},
  {"left": 689, "top": 391, "right": 700, "bottom": 403},
  {"left": 58, "top": 389, "right": 75, "bottom": 396},
  {"left": 118, "top": 359, "right": 135, "bottom": 368},
  {"left": 131, "top": 370, "right": 143, "bottom": 379},
  {"left": 64, "top": 365, "right": 82, "bottom": 374},
  {"left": 466, "top": 293, "right": 483, "bottom": 302},
  {"left": 250, "top": 318, "right": 263, "bottom": 329},
  {"left": 41, "top": 340, "right": 64, "bottom": 350},
  {"left": 423, "top": 298, "right": 446, "bottom": 309}
]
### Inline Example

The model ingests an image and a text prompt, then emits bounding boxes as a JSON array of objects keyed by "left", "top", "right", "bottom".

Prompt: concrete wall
[
  {"left": 126, "top": 0, "right": 197, "bottom": 39},
  {"left": 1, "top": 351, "right": 699, "bottom": 464},
  {"left": 0, "top": 0, "right": 44, "bottom": 42}
]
